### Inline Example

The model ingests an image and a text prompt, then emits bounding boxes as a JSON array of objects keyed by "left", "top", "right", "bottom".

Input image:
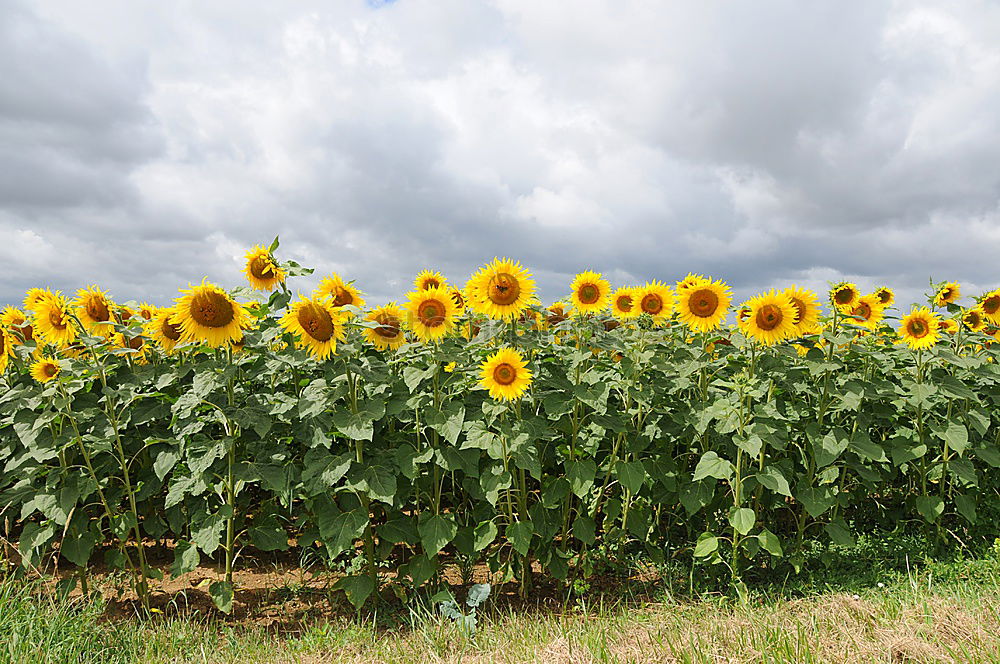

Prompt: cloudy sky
[{"left": 2, "top": 0, "right": 999, "bottom": 311}]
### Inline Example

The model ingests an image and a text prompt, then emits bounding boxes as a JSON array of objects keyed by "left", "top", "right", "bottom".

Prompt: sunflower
[
  {"left": 934, "top": 282, "right": 960, "bottom": 307},
  {"left": 873, "top": 286, "right": 895, "bottom": 308},
  {"left": 146, "top": 308, "right": 183, "bottom": 354},
  {"left": 479, "top": 347, "right": 532, "bottom": 401},
  {"left": 33, "top": 292, "right": 77, "bottom": 348},
  {"left": 0, "top": 327, "right": 11, "bottom": 373},
  {"left": 978, "top": 289, "right": 1000, "bottom": 324},
  {"left": 962, "top": 307, "right": 987, "bottom": 332},
  {"left": 449, "top": 287, "right": 466, "bottom": 313},
  {"left": 242, "top": 245, "right": 286, "bottom": 291},
  {"left": 172, "top": 280, "right": 249, "bottom": 348},
  {"left": 463, "top": 319, "right": 482, "bottom": 341},
  {"left": 114, "top": 330, "right": 148, "bottom": 362},
  {"left": 363, "top": 303, "right": 406, "bottom": 351},
  {"left": 74, "top": 285, "right": 116, "bottom": 337},
  {"left": 829, "top": 282, "right": 860, "bottom": 312},
  {"left": 635, "top": 281, "right": 673, "bottom": 323},
  {"left": 677, "top": 277, "right": 731, "bottom": 333},
  {"left": 406, "top": 287, "right": 459, "bottom": 342},
  {"left": 847, "top": 294, "right": 884, "bottom": 331},
  {"left": 1, "top": 307, "right": 32, "bottom": 344},
  {"left": 23, "top": 288, "right": 55, "bottom": 313},
  {"left": 137, "top": 302, "right": 156, "bottom": 321},
  {"left": 899, "top": 307, "right": 940, "bottom": 350},
  {"left": 783, "top": 286, "right": 821, "bottom": 333},
  {"left": 30, "top": 357, "right": 61, "bottom": 383},
  {"left": 316, "top": 274, "right": 366, "bottom": 310},
  {"left": 546, "top": 301, "right": 570, "bottom": 326},
  {"left": 414, "top": 270, "right": 447, "bottom": 292},
  {"left": 938, "top": 318, "right": 959, "bottom": 335},
  {"left": 610, "top": 288, "right": 638, "bottom": 320},
  {"left": 742, "top": 291, "right": 797, "bottom": 346},
  {"left": 279, "top": 296, "right": 346, "bottom": 360},
  {"left": 466, "top": 258, "right": 536, "bottom": 321},
  {"left": 675, "top": 273, "right": 709, "bottom": 293},
  {"left": 569, "top": 271, "right": 611, "bottom": 315},
  {"left": 735, "top": 305, "right": 753, "bottom": 333}
]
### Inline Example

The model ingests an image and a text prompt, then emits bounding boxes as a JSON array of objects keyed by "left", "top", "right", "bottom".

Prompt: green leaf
[
  {"left": 404, "top": 554, "right": 436, "bottom": 587},
  {"left": 848, "top": 432, "right": 886, "bottom": 463},
  {"left": 955, "top": 494, "right": 977, "bottom": 524},
  {"left": 813, "top": 431, "right": 848, "bottom": 468},
  {"left": 473, "top": 521, "right": 498, "bottom": 551},
  {"left": 249, "top": 515, "right": 289, "bottom": 552},
  {"left": 363, "top": 465, "right": 397, "bottom": 504},
  {"left": 209, "top": 581, "right": 233, "bottom": 614},
  {"left": 916, "top": 495, "right": 944, "bottom": 523},
  {"left": 942, "top": 422, "right": 969, "bottom": 456},
  {"left": 318, "top": 508, "right": 367, "bottom": 557},
  {"left": 796, "top": 486, "right": 835, "bottom": 518},
  {"left": 379, "top": 518, "right": 418, "bottom": 545},
  {"left": 331, "top": 410, "right": 374, "bottom": 441},
  {"left": 153, "top": 449, "right": 179, "bottom": 482},
  {"left": 171, "top": 540, "right": 200, "bottom": 577},
  {"left": 506, "top": 521, "right": 533, "bottom": 557},
  {"left": 191, "top": 511, "right": 227, "bottom": 555},
  {"left": 426, "top": 403, "right": 466, "bottom": 445},
  {"left": 336, "top": 575, "right": 376, "bottom": 610},
  {"left": 616, "top": 461, "right": 646, "bottom": 494},
  {"left": 756, "top": 466, "right": 792, "bottom": 497},
  {"left": 693, "top": 533, "right": 718, "bottom": 558},
  {"left": 418, "top": 514, "right": 457, "bottom": 556},
  {"left": 566, "top": 459, "right": 597, "bottom": 498},
  {"left": 757, "top": 528, "right": 783, "bottom": 557},
  {"left": 60, "top": 531, "right": 96, "bottom": 568},
  {"left": 729, "top": 507, "right": 756, "bottom": 536},
  {"left": 573, "top": 516, "right": 597, "bottom": 545},
  {"left": 824, "top": 521, "right": 855, "bottom": 547},
  {"left": 302, "top": 448, "right": 352, "bottom": 494},
  {"left": 692, "top": 451, "right": 733, "bottom": 482}
]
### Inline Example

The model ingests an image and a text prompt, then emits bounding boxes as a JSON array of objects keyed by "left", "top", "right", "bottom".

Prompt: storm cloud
[{"left": 2, "top": 0, "right": 999, "bottom": 309}]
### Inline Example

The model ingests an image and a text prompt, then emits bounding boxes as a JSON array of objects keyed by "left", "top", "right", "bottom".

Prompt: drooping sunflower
[
  {"left": 873, "top": 286, "right": 895, "bottom": 308},
  {"left": 938, "top": 318, "right": 959, "bottom": 335},
  {"left": 449, "top": 287, "right": 466, "bottom": 313},
  {"left": 635, "top": 281, "right": 674, "bottom": 323},
  {"left": 316, "top": 274, "right": 366, "bottom": 310},
  {"left": 829, "top": 282, "right": 860, "bottom": 312},
  {"left": 742, "top": 291, "right": 798, "bottom": 346},
  {"left": 735, "top": 305, "right": 752, "bottom": 333},
  {"left": 675, "top": 273, "right": 709, "bottom": 294},
  {"left": 363, "top": 303, "right": 406, "bottom": 351},
  {"left": 546, "top": 301, "right": 570, "bottom": 326},
  {"left": 962, "top": 306, "right": 987, "bottom": 332},
  {"left": 783, "top": 286, "right": 821, "bottom": 333},
  {"left": 1, "top": 307, "right": 32, "bottom": 344},
  {"left": 30, "top": 357, "right": 61, "bottom": 383},
  {"left": 33, "top": 292, "right": 77, "bottom": 348},
  {"left": 114, "top": 330, "right": 148, "bottom": 362},
  {"left": 74, "top": 285, "right": 116, "bottom": 337},
  {"left": 934, "top": 282, "right": 960, "bottom": 307},
  {"left": 466, "top": 258, "right": 536, "bottom": 321},
  {"left": 414, "top": 270, "right": 447, "bottom": 292},
  {"left": 172, "top": 280, "right": 249, "bottom": 348},
  {"left": 146, "top": 307, "right": 184, "bottom": 354},
  {"left": 677, "top": 277, "right": 731, "bottom": 333},
  {"left": 243, "top": 245, "right": 286, "bottom": 291},
  {"left": 978, "top": 289, "right": 1000, "bottom": 324},
  {"left": 479, "top": 347, "right": 532, "bottom": 401},
  {"left": 23, "top": 288, "right": 55, "bottom": 314},
  {"left": 406, "top": 287, "right": 459, "bottom": 342},
  {"left": 569, "top": 271, "right": 611, "bottom": 315},
  {"left": 899, "top": 307, "right": 940, "bottom": 350},
  {"left": 610, "top": 288, "right": 637, "bottom": 320},
  {"left": 279, "top": 296, "right": 347, "bottom": 360},
  {"left": 847, "top": 294, "right": 884, "bottom": 331}
]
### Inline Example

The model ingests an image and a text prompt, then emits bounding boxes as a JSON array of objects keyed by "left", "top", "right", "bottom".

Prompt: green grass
[{"left": 4, "top": 540, "right": 1000, "bottom": 663}]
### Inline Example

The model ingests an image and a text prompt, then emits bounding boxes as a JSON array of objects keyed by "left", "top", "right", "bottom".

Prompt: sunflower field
[{"left": 2, "top": 238, "right": 1000, "bottom": 613}]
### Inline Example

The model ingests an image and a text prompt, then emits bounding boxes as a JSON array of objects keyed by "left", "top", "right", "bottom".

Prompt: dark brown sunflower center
[
  {"left": 250, "top": 255, "right": 275, "bottom": 280},
  {"left": 0, "top": 331, "right": 5, "bottom": 354},
  {"left": 85, "top": 297, "right": 110, "bottom": 323},
  {"left": 547, "top": 307, "right": 567, "bottom": 325},
  {"left": 790, "top": 298, "right": 806, "bottom": 324},
  {"left": 834, "top": 288, "right": 854, "bottom": 305},
  {"left": 423, "top": 278, "right": 441, "bottom": 290},
  {"left": 738, "top": 308, "right": 751, "bottom": 322},
  {"left": 877, "top": 290, "right": 891, "bottom": 305},
  {"left": 578, "top": 283, "right": 600, "bottom": 305},
  {"left": 983, "top": 296, "right": 1000, "bottom": 315},
  {"left": 853, "top": 303, "right": 872, "bottom": 320},
  {"left": 616, "top": 295, "right": 633, "bottom": 312},
  {"left": 161, "top": 318, "right": 182, "bottom": 341},
  {"left": 43, "top": 362, "right": 58, "bottom": 378},
  {"left": 493, "top": 363, "right": 516, "bottom": 386},
  {"left": 332, "top": 288, "right": 354, "bottom": 307},
  {"left": 603, "top": 319, "right": 620, "bottom": 331},
  {"left": 689, "top": 289, "right": 719, "bottom": 318},
  {"left": 965, "top": 311, "right": 981, "bottom": 326},
  {"left": 940, "top": 288, "right": 953, "bottom": 301},
  {"left": 49, "top": 307, "right": 68, "bottom": 330},
  {"left": 641, "top": 294, "right": 662, "bottom": 315},
  {"left": 417, "top": 299, "right": 445, "bottom": 327},
  {"left": 125, "top": 335, "right": 144, "bottom": 350},
  {"left": 190, "top": 291, "right": 236, "bottom": 328},
  {"left": 374, "top": 314, "right": 401, "bottom": 339},
  {"left": 298, "top": 303, "right": 335, "bottom": 342},
  {"left": 21, "top": 323, "right": 34, "bottom": 342},
  {"left": 755, "top": 304, "right": 783, "bottom": 331},
  {"left": 488, "top": 273, "right": 521, "bottom": 306},
  {"left": 907, "top": 319, "right": 929, "bottom": 338}
]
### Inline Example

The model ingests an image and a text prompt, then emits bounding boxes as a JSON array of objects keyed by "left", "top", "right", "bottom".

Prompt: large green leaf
[{"left": 418, "top": 513, "right": 457, "bottom": 556}]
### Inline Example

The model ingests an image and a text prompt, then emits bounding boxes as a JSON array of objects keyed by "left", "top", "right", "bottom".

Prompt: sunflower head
[
  {"left": 610, "top": 288, "right": 637, "bottom": 320},
  {"left": 33, "top": 292, "right": 77, "bottom": 348},
  {"left": 938, "top": 318, "right": 959, "bottom": 335},
  {"left": 978, "top": 289, "right": 1000, "bottom": 324},
  {"left": 364, "top": 303, "right": 406, "bottom": 351},
  {"left": 449, "top": 287, "right": 466, "bottom": 312},
  {"left": 742, "top": 291, "right": 798, "bottom": 346},
  {"left": 933, "top": 282, "right": 960, "bottom": 307},
  {"left": 243, "top": 245, "right": 287, "bottom": 292},
  {"left": 466, "top": 258, "right": 536, "bottom": 321},
  {"left": 546, "top": 301, "right": 570, "bottom": 326},
  {"left": 74, "top": 285, "right": 116, "bottom": 337},
  {"left": 479, "top": 347, "right": 532, "bottom": 401},
  {"left": 279, "top": 296, "right": 347, "bottom": 360},
  {"left": 172, "top": 280, "right": 249, "bottom": 348},
  {"left": 0, "top": 327, "right": 12, "bottom": 374},
  {"left": 675, "top": 273, "right": 709, "bottom": 293},
  {"left": 677, "top": 277, "right": 731, "bottom": 333},
  {"left": 847, "top": 294, "right": 884, "bottom": 330},
  {"left": 317, "top": 274, "right": 366, "bottom": 311},
  {"left": 137, "top": 302, "right": 156, "bottom": 320},
  {"left": 783, "top": 286, "right": 821, "bottom": 333},
  {"left": 873, "top": 286, "right": 895, "bottom": 308},
  {"left": 635, "top": 281, "right": 673, "bottom": 322},
  {"left": 414, "top": 270, "right": 447, "bottom": 292},
  {"left": 569, "top": 271, "right": 611, "bottom": 315},
  {"left": 962, "top": 306, "right": 987, "bottom": 332},
  {"left": 30, "top": 357, "right": 61, "bottom": 383},
  {"left": 145, "top": 307, "right": 183, "bottom": 354},
  {"left": 829, "top": 282, "right": 860, "bottom": 312},
  {"left": 1, "top": 307, "right": 32, "bottom": 344},
  {"left": 24, "top": 288, "right": 56, "bottom": 314},
  {"left": 406, "top": 287, "right": 458, "bottom": 342},
  {"left": 899, "top": 307, "right": 940, "bottom": 350}
]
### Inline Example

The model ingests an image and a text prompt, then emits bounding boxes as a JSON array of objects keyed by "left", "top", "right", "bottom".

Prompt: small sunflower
[
  {"left": 479, "top": 347, "right": 532, "bottom": 401},
  {"left": 466, "top": 258, "right": 536, "bottom": 321},
  {"left": 847, "top": 294, "right": 884, "bottom": 331},
  {"left": 783, "top": 286, "right": 822, "bottom": 333},
  {"left": 406, "top": 287, "right": 459, "bottom": 342},
  {"left": 279, "top": 296, "right": 347, "bottom": 360},
  {"left": 962, "top": 306, "right": 987, "bottom": 332},
  {"left": 172, "top": 280, "right": 249, "bottom": 348},
  {"left": 829, "top": 282, "right": 860, "bottom": 312},
  {"left": 873, "top": 286, "right": 895, "bottom": 308},
  {"left": 978, "top": 289, "right": 1000, "bottom": 324},
  {"left": 147, "top": 307, "right": 183, "bottom": 354},
  {"left": 30, "top": 357, "right": 61, "bottom": 383},
  {"left": 74, "top": 285, "right": 116, "bottom": 337},
  {"left": 243, "top": 245, "right": 286, "bottom": 291},
  {"left": 677, "top": 277, "right": 731, "bottom": 333},
  {"left": 363, "top": 303, "right": 406, "bottom": 351},
  {"left": 933, "top": 282, "right": 960, "bottom": 307},
  {"left": 414, "top": 270, "right": 447, "bottom": 292},
  {"left": 546, "top": 301, "right": 570, "bottom": 327},
  {"left": 0, "top": 327, "right": 12, "bottom": 373},
  {"left": 938, "top": 318, "right": 959, "bottom": 335},
  {"left": 675, "top": 273, "right": 709, "bottom": 293},
  {"left": 449, "top": 287, "right": 466, "bottom": 313},
  {"left": 137, "top": 302, "right": 156, "bottom": 321},
  {"left": 316, "top": 274, "right": 366, "bottom": 310},
  {"left": 610, "top": 288, "right": 637, "bottom": 320},
  {"left": 742, "top": 291, "right": 797, "bottom": 346},
  {"left": 33, "top": 292, "right": 77, "bottom": 348},
  {"left": 23, "top": 288, "right": 55, "bottom": 313},
  {"left": 635, "top": 281, "right": 674, "bottom": 323},
  {"left": 899, "top": 307, "right": 940, "bottom": 350},
  {"left": 569, "top": 271, "right": 611, "bottom": 315},
  {"left": 735, "top": 305, "right": 753, "bottom": 333},
  {"left": 1, "top": 307, "right": 32, "bottom": 344}
]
